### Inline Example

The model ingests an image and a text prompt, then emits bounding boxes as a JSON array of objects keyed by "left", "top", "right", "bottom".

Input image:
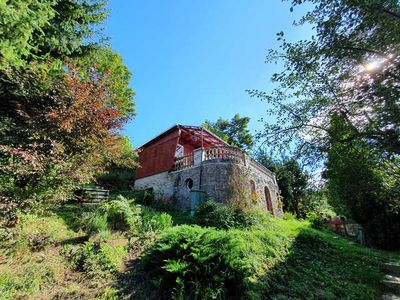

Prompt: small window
[{"left": 185, "top": 178, "right": 194, "bottom": 190}]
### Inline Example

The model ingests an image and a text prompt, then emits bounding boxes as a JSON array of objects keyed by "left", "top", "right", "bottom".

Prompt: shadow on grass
[
  {"left": 262, "top": 228, "right": 386, "bottom": 300},
  {"left": 114, "top": 226, "right": 388, "bottom": 300},
  {"left": 52, "top": 202, "right": 96, "bottom": 232}
]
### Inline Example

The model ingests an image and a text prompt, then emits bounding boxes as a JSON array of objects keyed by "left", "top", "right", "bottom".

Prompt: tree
[
  {"left": 255, "top": 150, "right": 309, "bottom": 217},
  {"left": 203, "top": 114, "right": 254, "bottom": 151},
  {"left": 324, "top": 115, "right": 400, "bottom": 249},
  {"left": 249, "top": 0, "right": 400, "bottom": 163},
  {"left": 0, "top": 61, "right": 136, "bottom": 211},
  {"left": 250, "top": 0, "right": 400, "bottom": 248},
  {"left": 0, "top": 0, "right": 107, "bottom": 70},
  {"left": 0, "top": 1, "right": 136, "bottom": 218}
]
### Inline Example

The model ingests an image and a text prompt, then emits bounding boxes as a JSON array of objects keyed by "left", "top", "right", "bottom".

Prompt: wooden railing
[
  {"left": 173, "top": 153, "right": 194, "bottom": 171},
  {"left": 203, "top": 146, "right": 244, "bottom": 163}
]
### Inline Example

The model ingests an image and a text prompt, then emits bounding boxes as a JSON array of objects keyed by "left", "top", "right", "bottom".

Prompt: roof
[{"left": 137, "top": 124, "right": 228, "bottom": 149}]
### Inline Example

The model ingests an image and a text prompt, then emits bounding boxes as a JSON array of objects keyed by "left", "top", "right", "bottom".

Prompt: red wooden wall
[
  {"left": 135, "top": 125, "right": 226, "bottom": 179},
  {"left": 135, "top": 129, "right": 180, "bottom": 179}
]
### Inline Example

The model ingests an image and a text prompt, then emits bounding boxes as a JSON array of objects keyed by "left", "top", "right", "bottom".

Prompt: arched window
[
  {"left": 185, "top": 178, "right": 194, "bottom": 191},
  {"left": 264, "top": 186, "right": 274, "bottom": 215},
  {"left": 250, "top": 180, "right": 256, "bottom": 195}
]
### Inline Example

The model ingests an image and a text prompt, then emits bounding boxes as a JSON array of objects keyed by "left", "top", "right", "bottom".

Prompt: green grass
[
  {"left": 136, "top": 216, "right": 397, "bottom": 299},
  {"left": 0, "top": 203, "right": 398, "bottom": 300},
  {"left": 0, "top": 204, "right": 127, "bottom": 299}
]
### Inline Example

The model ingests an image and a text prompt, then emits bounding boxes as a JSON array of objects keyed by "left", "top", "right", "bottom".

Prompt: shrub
[
  {"left": 100, "top": 195, "right": 141, "bottom": 231},
  {"left": 140, "top": 207, "right": 173, "bottom": 233},
  {"left": 283, "top": 212, "right": 296, "bottom": 220},
  {"left": 127, "top": 189, "right": 155, "bottom": 206},
  {"left": 194, "top": 200, "right": 269, "bottom": 229},
  {"left": 307, "top": 212, "right": 325, "bottom": 229},
  {"left": 80, "top": 211, "right": 108, "bottom": 235},
  {"left": 139, "top": 225, "right": 269, "bottom": 299},
  {"left": 62, "top": 241, "right": 126, "bottom": 275}
]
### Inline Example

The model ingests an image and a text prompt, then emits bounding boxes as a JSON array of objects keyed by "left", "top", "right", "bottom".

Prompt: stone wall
[{"left": 133, "top": 159, "right": 283, "bottom": 217}]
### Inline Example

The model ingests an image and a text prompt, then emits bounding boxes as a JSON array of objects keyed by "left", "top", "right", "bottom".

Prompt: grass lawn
[{"left": 0, "top": 202, "right": 398, "bottom": 299}]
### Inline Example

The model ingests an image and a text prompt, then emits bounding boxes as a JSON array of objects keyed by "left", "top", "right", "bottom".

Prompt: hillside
[{"left": 0, "top": 199, "right": 398, "bottom": 299}]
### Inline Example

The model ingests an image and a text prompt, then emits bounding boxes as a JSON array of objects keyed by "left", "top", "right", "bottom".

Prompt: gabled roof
[{"left": 137, "top": 124, "right": 228, "bottom": 149}]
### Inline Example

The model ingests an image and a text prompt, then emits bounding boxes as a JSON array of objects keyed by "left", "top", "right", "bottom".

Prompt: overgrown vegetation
[
  {"left": 249, "top": 0, "right": 400, "bottom": 249},
  {"left": 138, "top": 212, "right": 391, "bottom": 300},
  {"left": 0, "top": 0, "right": 136, "bottom": 223},
  {"left": 1, "top": 197, "right": 396, "bottom": 300}
]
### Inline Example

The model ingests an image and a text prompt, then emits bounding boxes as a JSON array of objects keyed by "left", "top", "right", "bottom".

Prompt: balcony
[
  {"left": 172, "top": 145, "right": 245, "bottom": 171},
  {"left": 172, "top": 146, "right": 276, "bottom": 182}
]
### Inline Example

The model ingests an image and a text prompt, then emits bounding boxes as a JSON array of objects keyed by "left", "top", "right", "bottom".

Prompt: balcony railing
[
  {"left": 173, "top": 153, "right": 194, "bottom": 171},
  {"left": 203, "top": 146, "right": 244, "bottom": 163},
  {"left": 173, "top": 146, "right": 246, "bottom": 171},
  {"left": 172, "top": 146, "right": 275, "bottom": 181}
]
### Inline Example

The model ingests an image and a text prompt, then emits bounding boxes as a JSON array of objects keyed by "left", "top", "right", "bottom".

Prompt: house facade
[{"left": 134, "top": 125, "right": 283, "bottom": 217}]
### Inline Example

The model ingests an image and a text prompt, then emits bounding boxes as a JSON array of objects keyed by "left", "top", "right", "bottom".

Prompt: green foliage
[
  {"left": 27, "top": 232, "right": 54, "bottom": 252},
  {"left": 80, "top": 211, "right": 109, "bottom": 236},
  {"left": 62, "top": 241, "right": 126, "bottom": 275},
  {"left": 139, "top": 225, "right": 268, "bottom": 299},
  {"left": 324, "top": 115, "right": 400, "bottom": 249},
  {"left": 266, "top": 229, "right": 385, "bottom": 300},
  {"left": 283, "top": 212, "right": 296, "bottom": 221},
  {"left": 256, "top": 152, "right": 309, "bottom": 217},
  {"left": 100, "top": 196, "right": 141, "bottom": 231},
  {"left": 127, "top": 189, "right": 156, "bottom": 206},
  {"left": 0, "top": 0, "right": 107, "bottom": 70},
  {"left": 249, "top": 0, "right": 400, "bottom": 249},
  {"left": 299, "top": 187, "right": 335, "bottom": 218},
  {"left": 203, "top": 114, "right": 254, "bottom": 151},
  {"left": 140, "top": 207, "right": 173, "bottom": 233},
  {"left": 138, "top": 219, "right": 390, "bottom": 300},
  {"left": 0, "top": 1, "right": 136, "bottom": 218},
  {"left": 306, "top": 212, "right": 325, "bottom": 229},
  {"left": 193, "top": 200, "right": 270, "bottom": 230},
  {"left": 250, "top": 0, "right": 400, "bottom": 159},
  {"left": 0, "top": 203, "right": 397, "bottom": 299}
]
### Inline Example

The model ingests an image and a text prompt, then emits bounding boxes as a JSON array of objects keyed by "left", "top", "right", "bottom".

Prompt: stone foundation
[{"left": 134, "top": 158, "right": 283, "bottom": 217}]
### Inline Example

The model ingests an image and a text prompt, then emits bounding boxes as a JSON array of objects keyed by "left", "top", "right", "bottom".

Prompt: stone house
[{"left": 134, "top": 125, "right": 283, "bottom": 217}]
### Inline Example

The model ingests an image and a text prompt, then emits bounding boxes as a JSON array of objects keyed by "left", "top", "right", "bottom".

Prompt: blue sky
[{"left": 105, "top": 1, "right": 313, "bottom": 147}]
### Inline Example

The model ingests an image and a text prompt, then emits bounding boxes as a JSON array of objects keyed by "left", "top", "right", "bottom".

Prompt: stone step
[
  {"left": 383, "top": 263, "right": 400, "bottom": 276},
  {"left": 383, "top": 274, "right": 400, "bottom": 294},
  {"left": 382, "top": 293, "right": 400, "bottom": 300}
]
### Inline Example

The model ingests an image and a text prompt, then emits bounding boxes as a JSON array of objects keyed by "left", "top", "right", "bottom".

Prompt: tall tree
[
  {"left": 250, "top": 0, "right": 400, "bottom": 248},
  {"left": 0, "top": 0, "right": 107, "bottom": 70},
  {"left": 249, "top": 0, "right": 400, "bottom": 162},
  {"left": 324, "top": 115, "right": 400, "bottom": 249},
  {"left": 255, "top": 150, "right": 309, "bottom": 217},
  {"left": 0, "top": 1, "right": 136, "bottom": 218},
  {"left": 203, "top": 114, "right": 254, "bottom": 151}
]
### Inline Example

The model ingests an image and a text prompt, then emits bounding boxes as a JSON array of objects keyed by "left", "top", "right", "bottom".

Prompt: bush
[
  {"left": 80, "top": 211, "right": 108, "bottom": 235},
  {"left": 307, "top": 212, "right": 325, "bottom": 229},
  {"left": 283, "top": 212, "right": 296, "bottom": 220},
  {"left": 139, "top": 225, "right": 270, "bottom": 299},
  {"left": 62, "top": 241, "right": 126, "bottom": 275},
  {"left": 194, "top": 200, "right": 269, "bottom": 229},
  {"left": 140, "top": 207, "right": 173, "bottom": 233},
  {"left": 100, "top": 195, "right": 141, "bottom": 231}
]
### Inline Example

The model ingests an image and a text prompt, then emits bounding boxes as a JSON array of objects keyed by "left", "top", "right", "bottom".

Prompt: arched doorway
[
  {"left": 249, "top": 180, "right": 256, "bottom": 195},
  {"left": 264, "top": 186, "right": 274, "bottom": 215}
]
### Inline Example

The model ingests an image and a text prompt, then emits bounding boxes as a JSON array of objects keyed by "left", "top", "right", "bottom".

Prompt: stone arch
[{"left": 264, "top": 186, "right": 274, "bottom": 215}]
